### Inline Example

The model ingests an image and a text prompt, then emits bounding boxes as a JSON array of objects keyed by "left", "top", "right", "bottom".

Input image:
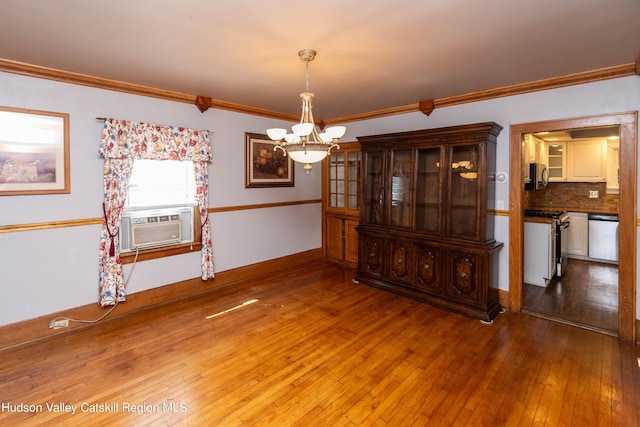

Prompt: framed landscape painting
[
  {"left": 245, "top": 132, "right": 294, "bottom": 188},
  {"left": 0, "top": 106, "right": 70, "bottom": 195}
]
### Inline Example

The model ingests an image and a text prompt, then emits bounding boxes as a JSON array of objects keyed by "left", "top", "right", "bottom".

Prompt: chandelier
[{"left": 267, "top": 49, "right": 346, "bottom": 173}]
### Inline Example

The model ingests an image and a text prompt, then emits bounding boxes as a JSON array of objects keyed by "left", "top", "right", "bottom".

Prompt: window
[
  {"left": 125, "top": 159, "right": 196, "bottom": 208},
  {"left": 120, "top": 159, "right": 201, "bottom": 263}
]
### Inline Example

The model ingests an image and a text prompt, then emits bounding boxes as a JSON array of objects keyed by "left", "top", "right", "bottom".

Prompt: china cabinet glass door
[
  {"left": 328, "top": 150, "right": 361, "bottom": 210},
  {"left": 363, "top": 151, "right": 384, "bottom": 225},
  {"left": 390, "top": 149, "right": 413, "bottom": 228},
  {"left": 449, "top": 144, "right": 479, "bottom": 237},
  {"left": 347, "top": 152, "right": 360, "bottom": 210},
  {"left": 416, "top": 147, "right": 441, "bottom": 232},
  {"left": 328, "top": 152, "right": 345, "bottom": 208}
]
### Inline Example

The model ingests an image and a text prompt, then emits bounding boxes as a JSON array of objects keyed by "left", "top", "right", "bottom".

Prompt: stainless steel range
[{"left": 524, "top": 209, "right": 571, "bottom": 277}]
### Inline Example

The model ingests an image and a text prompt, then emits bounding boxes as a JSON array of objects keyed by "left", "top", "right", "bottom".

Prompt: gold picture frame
[
  {"left": 245, "top": 132, "right": 294, "bottom": 188},
  {"left": 0, "top": 106, "right": 70, "bottom": 195}
]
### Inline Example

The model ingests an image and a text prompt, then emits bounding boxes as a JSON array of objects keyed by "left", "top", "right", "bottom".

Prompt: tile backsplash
[{"left": 525, "top": 182, "right": 618, "bottom": 213}]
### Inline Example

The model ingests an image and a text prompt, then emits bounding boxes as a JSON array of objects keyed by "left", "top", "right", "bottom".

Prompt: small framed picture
[
  {"left": 245, "top": 132, "right": 294, "bottom": 188},
  {"left": 0, "top": 106, "right": 70, "bottom": 195}
]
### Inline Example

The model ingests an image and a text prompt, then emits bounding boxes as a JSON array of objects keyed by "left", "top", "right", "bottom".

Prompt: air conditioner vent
[
  {"left": 131, "top": 218, "right": 182, "bottom": 249},
  {"left": 120, "top": 206, "right": 194, "bottom": 252}
]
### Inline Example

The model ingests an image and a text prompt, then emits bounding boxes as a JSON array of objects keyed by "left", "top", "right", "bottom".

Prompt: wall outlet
[
  {"left": 589, "top": 190, "right": 599, "bottom": 199},
  {"left": 496, "top": 200, "right": 505, "bottom": 210},
  {"left": 49, "top": 319, "right": 69, "bottom": 329}
]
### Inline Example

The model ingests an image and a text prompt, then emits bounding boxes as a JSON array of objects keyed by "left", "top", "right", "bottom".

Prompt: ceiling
[
  {"left": 1, "top": 0, "right": 639, "bottom": 120},
  {"left": 533, "top": 125, "right": 620, "bottom": 142}
]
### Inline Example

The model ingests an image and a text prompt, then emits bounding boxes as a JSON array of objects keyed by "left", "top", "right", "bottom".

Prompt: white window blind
[{"left": 125, "top": 160, "right": 196, "bottom": 208}]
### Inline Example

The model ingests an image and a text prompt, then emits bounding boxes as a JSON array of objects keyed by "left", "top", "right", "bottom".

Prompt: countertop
[{"left": 524, "top": 216, "right": 556, "bottom": 224}]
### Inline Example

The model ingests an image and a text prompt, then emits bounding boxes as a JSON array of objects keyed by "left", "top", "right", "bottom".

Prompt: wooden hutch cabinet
[
  {"left": 355, "top": 122, "right": 503, "bottom": 321},
  {"left": 323, "top": 142, "right": 361, "bottom": 265}
]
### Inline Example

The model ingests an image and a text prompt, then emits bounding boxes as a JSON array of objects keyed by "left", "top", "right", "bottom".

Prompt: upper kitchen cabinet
[
  {"left": 566, "top": 140, "right": 607, "bottom": 182},
  {"left": 546, "top": 142, "right": 566, "bottom": 181},
  {"left": 605, "top": 141, "right": 620, "bottom": 193},
  {"left": 523, "top": 134, "right": 546, "bottom": 164},
  {"left": 544, "top": 139, "right": 609, "bottom": 183}
]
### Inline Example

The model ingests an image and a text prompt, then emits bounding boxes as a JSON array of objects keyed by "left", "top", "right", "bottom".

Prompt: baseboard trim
[
  {"left": 498, "top": 289, "right": 510, "bottom": 311},
  {"left": 0, "top": 249, "right": 322, "bottom": 351}
]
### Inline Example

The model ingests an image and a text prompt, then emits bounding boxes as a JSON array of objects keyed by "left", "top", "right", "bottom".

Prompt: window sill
[{"left": 120, "top": 242, "right": 202, "bottom": 264}]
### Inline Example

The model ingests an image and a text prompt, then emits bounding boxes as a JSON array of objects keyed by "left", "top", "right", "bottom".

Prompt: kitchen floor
[{"left": 523, "top": 258, "right": 618, "bottom": 334}]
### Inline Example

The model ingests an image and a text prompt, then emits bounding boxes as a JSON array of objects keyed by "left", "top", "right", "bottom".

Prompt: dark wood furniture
[{"left": 355, "top": 122, "right": 504, "bottom": 321}]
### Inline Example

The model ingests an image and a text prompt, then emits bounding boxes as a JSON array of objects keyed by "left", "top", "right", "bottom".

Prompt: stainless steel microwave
[{"left": 524, "top": 163, "right": 549, "bottom": 190}]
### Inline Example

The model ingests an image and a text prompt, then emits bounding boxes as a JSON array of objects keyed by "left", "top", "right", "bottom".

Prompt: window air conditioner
[{"left": 120, "top": 206, "right": 194, "bottom": 252}]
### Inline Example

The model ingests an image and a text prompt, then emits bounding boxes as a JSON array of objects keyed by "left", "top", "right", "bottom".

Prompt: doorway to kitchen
[
  {"left": 521, "top": 126, "right": 619, "bottom": 334},
  {"left": 508, "top": 112, "right": 637, "bottom": 341}
]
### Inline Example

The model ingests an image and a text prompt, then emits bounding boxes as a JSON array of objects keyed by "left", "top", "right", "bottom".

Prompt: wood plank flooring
[
  {"left": 523, "top": 259, "right": 618, "bottom": 334},
  {"left": 1, "top": 260, "right": 638, "bottom": 426}
]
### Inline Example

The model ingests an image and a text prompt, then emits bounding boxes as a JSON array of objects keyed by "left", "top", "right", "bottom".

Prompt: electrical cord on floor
[{"left": 49, "top": 249, "right": 139, "bottom": 328}]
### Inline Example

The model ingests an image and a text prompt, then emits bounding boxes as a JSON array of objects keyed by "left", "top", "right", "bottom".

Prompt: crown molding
[
  {"left": 1, "top": 58, "right": 636, "bottom": 124},
  {"left": 434, "top": 63, "right": 638, "bottom": 109},
  {"left": 0, "top": 58, "right": 295, "bottom": 121}
]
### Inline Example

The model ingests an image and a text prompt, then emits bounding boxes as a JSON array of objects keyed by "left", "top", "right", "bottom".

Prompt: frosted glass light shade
[
  {"left": 325, "top": 126, "right": 346, "bottom": 139},
  {"left": 284, "top": 133, "right": 299, "bottom": 143},
  {"left": 267, "top": 128, "right": 287, "bottom": 141},
  {"left": 292, "top": 122, "right": 313, "bottom": 136},
  {"left": 319, "top": 132, "right": 332, "bottom": 143},
  {"left": 287, "top": 149, "right": 328, "bottom": 164}
]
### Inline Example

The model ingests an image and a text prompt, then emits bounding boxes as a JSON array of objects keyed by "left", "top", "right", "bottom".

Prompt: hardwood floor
[
  {"left": 523, "top": 259, "right": 618, "bottom": 334},
  {"left": 1, "top": 260, "right": 638, "bottom": 426}
]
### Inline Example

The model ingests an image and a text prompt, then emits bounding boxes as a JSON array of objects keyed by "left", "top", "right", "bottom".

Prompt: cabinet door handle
[{"left": 460, "top": 271, "right": 468, "bottom": 279}]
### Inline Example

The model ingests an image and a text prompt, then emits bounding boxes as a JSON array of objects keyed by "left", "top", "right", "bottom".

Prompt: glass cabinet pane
[
  {"left": 363, "top": 151, "right": 384, "bottom": 224},
  {"left": 416, "top": 148, "right": 441, "bottom": 232},
  {"left": 390, "top": 149, "right": 412, "bottom": 228},
  {"left": 329, "top": 152, "right": 345, "bottom": 208},
  {"left": 347, "top": 151, "right": 361, "bottom": 210},
  {"left": 547, "top": 144, "right": 564, "bottom": 179},
  {"left": 449, "top": 144, "right": 479, "bottom": 237}
]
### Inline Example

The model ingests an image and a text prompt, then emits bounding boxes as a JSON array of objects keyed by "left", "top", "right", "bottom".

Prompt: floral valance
[{"left": 99, "top": 118, "right": 212, "bottom": 161}]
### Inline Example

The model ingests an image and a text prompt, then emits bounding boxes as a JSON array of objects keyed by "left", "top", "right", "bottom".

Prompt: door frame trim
[{"left": 509, "top": 112, "right": 637, "bottom": 341}]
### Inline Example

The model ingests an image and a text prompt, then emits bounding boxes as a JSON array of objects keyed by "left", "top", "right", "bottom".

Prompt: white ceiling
[{"left": 0, "top": 0, "right": 639, "bottom": 120}]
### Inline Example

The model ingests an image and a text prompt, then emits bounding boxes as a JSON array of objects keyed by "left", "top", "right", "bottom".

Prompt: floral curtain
[{"left": 98, "top": 118, "right": 213, "bottom": 306}]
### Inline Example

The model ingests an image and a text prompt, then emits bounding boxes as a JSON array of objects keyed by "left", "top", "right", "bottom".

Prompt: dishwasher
[{"left": 588, "top": 213, "right": 619, "bottom": 262}]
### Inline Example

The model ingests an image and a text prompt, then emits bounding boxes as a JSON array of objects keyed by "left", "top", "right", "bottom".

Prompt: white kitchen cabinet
[
  {"left": 566, "top": 140, "right": 607, "bottom": 182},
  {"left": 606, "top": 142, "right": 619, "bottom": 193},
  {"left": 567, "top": 212, "right": 588, "bottom": 258},
  {"left": 524, "top": 220, "right": 556, "bottom": 287},
  {"left": 546, "top": 142, "right": 566, "bottom": 181},
  {"left": 524, "top": 134, "right": 546, "bottom": 164}
]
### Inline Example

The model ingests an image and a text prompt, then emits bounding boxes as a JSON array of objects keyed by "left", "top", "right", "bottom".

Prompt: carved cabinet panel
[
  {"left": 446, "top": 251, "right": 481, "bottom": 304},
  {"left": 388, "top": 239, "right": 412, "bottom": 284},
  {"left": 360, "top": 234, "right": 384, "bottom": 276},
  {"left": 415, "top": 244, "right": 441, "bottom": 293}
]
